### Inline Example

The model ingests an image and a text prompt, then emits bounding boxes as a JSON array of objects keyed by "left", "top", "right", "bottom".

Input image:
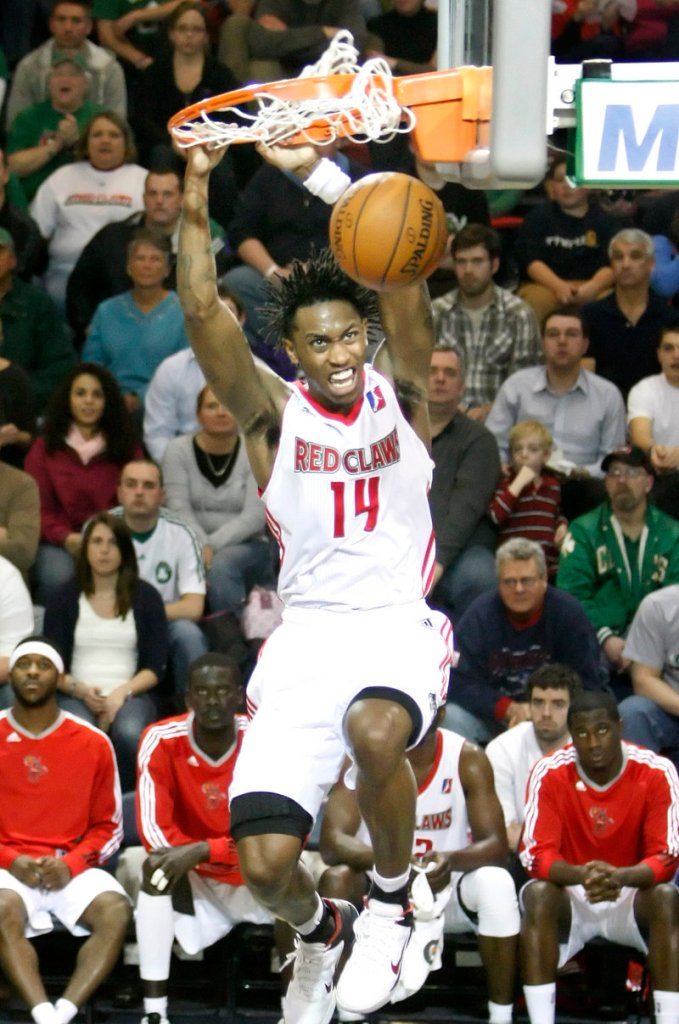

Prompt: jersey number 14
[{"left": 330, "top": 477, "right": 380, "bottom": 538}]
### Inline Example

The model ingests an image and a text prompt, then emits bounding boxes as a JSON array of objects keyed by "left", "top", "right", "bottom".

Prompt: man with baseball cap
[
  {"left": 7, "top": 53, "right": 102, "bottom": 203},
  {"left": 0, "top": 636, "right": 130, "bottom": 1024},
  {"left": 558, "top": 445, "right": 679, "bottom": 683},
  {"left": 6, "top": 0, "right": 126, "bottom": 126}
]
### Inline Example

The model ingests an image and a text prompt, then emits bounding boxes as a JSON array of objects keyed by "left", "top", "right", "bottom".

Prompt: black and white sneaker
[{"left": 282, "top": 899, "right": 358, "bottom": 1024}]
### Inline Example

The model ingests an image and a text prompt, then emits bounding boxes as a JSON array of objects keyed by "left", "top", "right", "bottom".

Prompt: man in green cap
[{"left": 7, "top": 54, "right": 102, "bottom": 203}]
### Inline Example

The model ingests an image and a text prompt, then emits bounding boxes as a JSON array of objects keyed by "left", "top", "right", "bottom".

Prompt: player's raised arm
[
  {"left": 375, "top": 282, "right": 434, "bottom": 448},
  {"left": 256, "top": 142, "right": 435, "bottom": 444},
  {"left": 177, "top": 145, "right": 288, "bottom": 488}
]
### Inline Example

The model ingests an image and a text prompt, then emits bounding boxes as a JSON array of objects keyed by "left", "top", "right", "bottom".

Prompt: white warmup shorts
[
  {"left": 173, "top": 873, "right": 274, "bottom": 956},
  {"left": 521, "top": 881, "right": 647, "bottom": 967},
  {"left": 0, "top": 867, "right": 128, "bottom": 938},
  {"left": 231, "top": 601, "right": 453, "bottom": 820}
]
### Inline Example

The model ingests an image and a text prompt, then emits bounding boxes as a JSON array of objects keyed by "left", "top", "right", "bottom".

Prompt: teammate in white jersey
[
  {"left": 177, "top": 142, "right": 454, "bottom": 1024},
  {"left": 318, "top": 710, "right": 519, "bottom": 1024}
]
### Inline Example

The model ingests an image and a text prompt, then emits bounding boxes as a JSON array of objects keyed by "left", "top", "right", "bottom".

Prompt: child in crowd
[{"left": 489, "top": 420, "right": 567, "bottom": 579}]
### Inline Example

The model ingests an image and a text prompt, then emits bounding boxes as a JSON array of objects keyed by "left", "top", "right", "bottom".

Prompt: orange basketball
[{"left": 329, "top": 172, "right": 447, "bottom": 291}]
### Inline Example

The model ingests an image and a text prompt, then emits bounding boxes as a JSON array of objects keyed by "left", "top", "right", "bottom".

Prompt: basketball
[{"left": 329, "top": 172, "right": 447, "bottom": 291}]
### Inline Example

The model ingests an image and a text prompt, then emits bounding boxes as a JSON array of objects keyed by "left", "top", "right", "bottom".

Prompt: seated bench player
[
  {"left": 318, "top": 709, "right": 520, "bottom": 1024},
  {"left": 0, "top": 636, "right": 131, "bottom": 1024},
  {"left": 520, "top": 690, "right": 679, "bottom": 1024},
  {"left": 135, "top": 654, "right": 276, "bottom": 1024}
]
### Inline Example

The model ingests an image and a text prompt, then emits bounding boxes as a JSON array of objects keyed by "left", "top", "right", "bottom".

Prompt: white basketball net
[{"left": 170, "top": 31, "right": 416, "bottom": 149}]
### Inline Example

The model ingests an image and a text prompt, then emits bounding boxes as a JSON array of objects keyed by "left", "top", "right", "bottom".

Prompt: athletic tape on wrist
[{"left": 303, "top": 159, "right": 351, "bottom": 205}]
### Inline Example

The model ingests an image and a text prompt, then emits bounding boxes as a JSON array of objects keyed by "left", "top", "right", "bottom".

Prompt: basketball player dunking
[{"left": 177, "top": 141, "right": 454, "bottom": 1024}]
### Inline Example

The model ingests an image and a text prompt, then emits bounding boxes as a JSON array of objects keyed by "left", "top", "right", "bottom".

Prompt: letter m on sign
[{"left": 598, "top": 105, "right": 679, "bottom": 173}]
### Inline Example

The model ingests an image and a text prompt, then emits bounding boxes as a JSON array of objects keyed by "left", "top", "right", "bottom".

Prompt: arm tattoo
[
  {"left": 244, "top": 407, "right": 280, "bottom": 449},
  {"left": 394, "top": 377, "right": 425, "bottom": 423}
]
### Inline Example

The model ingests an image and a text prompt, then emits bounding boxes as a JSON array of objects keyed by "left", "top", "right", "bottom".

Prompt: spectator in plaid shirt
[{"left": 432, "top": 224, "right": 542, "bottom": 423}]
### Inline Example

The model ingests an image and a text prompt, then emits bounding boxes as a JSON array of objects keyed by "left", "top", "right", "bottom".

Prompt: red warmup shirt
[
  {"left": 520, "top": 742, "right": 679, "bottom": 883},
  {"left": 136, "top": 712, "right": 247, "bottom": 885},
  {"left": 0, "top": 710, "right": 123, "bottom": 877}
]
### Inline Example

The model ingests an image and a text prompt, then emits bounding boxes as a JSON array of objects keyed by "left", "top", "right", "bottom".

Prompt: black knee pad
[
  {"left": 230, "top": 791, "right": 313, "bottom": 842},
  {"left": 348, "top": 686, "right": 423, "bottom": 747}
]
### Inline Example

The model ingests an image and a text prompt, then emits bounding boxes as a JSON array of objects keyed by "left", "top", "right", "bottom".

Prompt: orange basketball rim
[{"left": 168, "top": 66, "right": 493, "bottom": 165}]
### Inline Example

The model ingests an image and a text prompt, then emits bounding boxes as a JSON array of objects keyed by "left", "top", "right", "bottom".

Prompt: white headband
[{"left": 9, "top": 641, "right": 64, "bottom": 675}]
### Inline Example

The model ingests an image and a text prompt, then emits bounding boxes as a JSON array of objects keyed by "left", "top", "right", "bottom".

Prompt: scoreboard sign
[{"left": 574, "top": 78, "right": 679, "bottom": 186}]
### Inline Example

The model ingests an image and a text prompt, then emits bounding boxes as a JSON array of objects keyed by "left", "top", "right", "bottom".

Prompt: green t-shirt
[
  {"left": 6, "top": 174, "right": 28, "bottom": 211},
  {"left": 92, "top": 0, "right": 167, "bottom": 54},
  {"left": 7, "top": 100, "right": 103, "bottom": 203}
]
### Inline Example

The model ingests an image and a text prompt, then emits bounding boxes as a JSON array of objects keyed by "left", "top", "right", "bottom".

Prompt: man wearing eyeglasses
[
  {"left": 558, "top": 445, "right": 679, "bottom": 684},
  {"left": 444, "top": 538, "right": 601, "bottom": 745}
]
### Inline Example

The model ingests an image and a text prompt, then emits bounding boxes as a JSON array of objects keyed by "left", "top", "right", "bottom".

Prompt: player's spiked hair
[{"left": 261, "top": 247, "right": 379, "bottom": 345}]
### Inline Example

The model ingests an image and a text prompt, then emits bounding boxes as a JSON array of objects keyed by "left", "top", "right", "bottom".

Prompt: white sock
[
  {"left": 372, "top": 867, "right": 410, "bottom": 893},
  {"left": 143, "top": 995, "right": 168, "bottom": 1018},
  {"left": 54, "top": 998, "right": 78, "bottom": 1024},
  {"left": 523, "top": 983, "right": 556, "bottom": 1024},
  {"left": 655, "top": 989, "right": 679, "bottom": 1024},
  {"left": 488, "top": 999, "right": 513, "bottom": 1023},
  {"left": 136, "top": 891, "right": 175, "bottom": 981},
  {"left": 296, "top": 894, "right": 324, "bottom": 936},
  {"left": 31, "top": 1003, "right": 57, "bottom": 1024}
]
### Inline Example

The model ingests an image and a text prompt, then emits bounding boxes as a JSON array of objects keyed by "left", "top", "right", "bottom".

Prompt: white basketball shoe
[
  {"left": 282, "top": 898, "right": 358, "bottom": 1024},
  {"left": 336, "top": 898, "right": 414, "bottom": 1015}
]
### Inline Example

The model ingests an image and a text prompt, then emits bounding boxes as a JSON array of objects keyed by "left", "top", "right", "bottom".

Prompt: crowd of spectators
[
  {"left": 3, "top": 3, "right": 679, "bottom": 1019},
  {"left": 2, "top": 0, "right": 679, "bottom": 796}
]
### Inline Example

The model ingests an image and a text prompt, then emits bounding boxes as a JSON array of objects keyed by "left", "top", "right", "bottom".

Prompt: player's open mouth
[{"left": 328, "top": 368, "right": 355, "bottom": 390}]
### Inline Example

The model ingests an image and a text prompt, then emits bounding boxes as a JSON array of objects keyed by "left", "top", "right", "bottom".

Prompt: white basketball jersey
[
  {"left": 356, "top": 729, "right": 470, "bottom": 857},
  {"left": 263, "top": 367, "right": 436, "bottom": 611}
]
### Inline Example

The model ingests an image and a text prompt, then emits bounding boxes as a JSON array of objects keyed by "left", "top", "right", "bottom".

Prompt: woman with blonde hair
[{"left": 30, "top": 110, "right": 146, "bottom": 311}]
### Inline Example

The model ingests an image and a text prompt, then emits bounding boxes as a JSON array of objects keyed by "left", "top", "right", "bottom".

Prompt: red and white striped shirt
[
  {"left": 489, "top": 471, "right": 566, "bottom": 577},
  {"left": 0, "top": 709, "right": 122, "bottom": 876},
  {"left": 520, "top": 742, "right": 679, "bottom": 883},
  {"left": 136, "top": 712, "right": 247, "bottom": 885}
]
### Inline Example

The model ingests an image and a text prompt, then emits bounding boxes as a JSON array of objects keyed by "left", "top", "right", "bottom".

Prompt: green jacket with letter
[{"left": 557, "top": 502, "right": 679, "bottom": 645}]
